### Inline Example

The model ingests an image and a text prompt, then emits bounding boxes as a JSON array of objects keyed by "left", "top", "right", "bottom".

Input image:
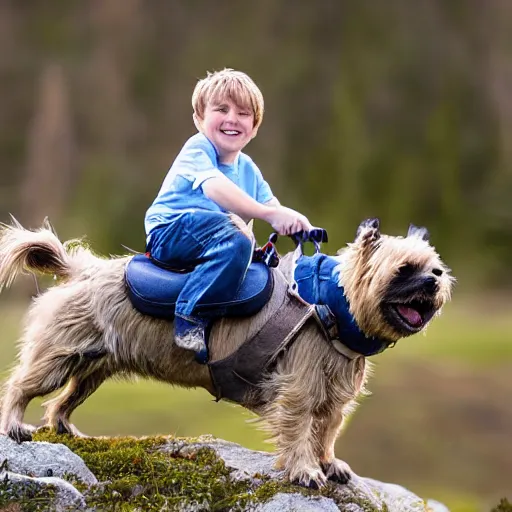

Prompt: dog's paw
[
  {"left": 37, "top": 420, "right": 89, "bottom": 438},
  {"left": 290, "top": 466, "right": 327, "bottom": 489},
  {"left": 5, "top": 423, "right": 35, "bottom": 443},
  {"left": 321, "top": 458, "right": 352, "bottom": 484},
  {"left": 51, "top": 420, "right": 89, "bottom": 438}
]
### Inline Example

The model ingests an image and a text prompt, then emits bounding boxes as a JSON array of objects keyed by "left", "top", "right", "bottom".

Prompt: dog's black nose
[{"left": 424, "top": 276, "right": 438, "bottom": 293}]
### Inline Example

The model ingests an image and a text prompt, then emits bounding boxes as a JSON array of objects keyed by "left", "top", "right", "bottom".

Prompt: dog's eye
[
  {"left": 398, "top": 264, "right": 417, "bottom": 277},
  {"left": 432, "top": 268, "right": 443, "bottom": 276}
]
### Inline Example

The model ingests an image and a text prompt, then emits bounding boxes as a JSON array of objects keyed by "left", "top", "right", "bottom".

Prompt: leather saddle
[{"left": 125, "top": 254, "right": 273, "bottom": 320}]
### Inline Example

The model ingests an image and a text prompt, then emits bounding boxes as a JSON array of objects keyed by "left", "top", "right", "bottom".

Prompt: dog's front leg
[
  {"left": 266, "top": 392, "right": 327, "bottom": 489},
  {"left": 316, "top": 406, "right": 353, "bottom": 484}
]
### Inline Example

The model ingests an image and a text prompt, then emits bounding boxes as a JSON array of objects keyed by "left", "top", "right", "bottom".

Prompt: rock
[
  {"left": 0, "top": 435, "right": 97, "bottom": 485},
  {"left": 160, "top": 435, "right": 448, "bottom": 511},
  {"left": 254, "top": 492, "right": 341, "bottom": 511},
  {"left": 427, "top": 499, "right": 451, "bottom": 512},
  {"left": 357, "top": 477, "right": 426, "bottom": 512},
  {"left": 198, "top": 436, "right": 283, "bottom": 481},
  {"left": 0, "top": 469, "right": 86, "bottom": 511},
  {"left": 0, "top": 433, "right": 450, "bottom": 511}
]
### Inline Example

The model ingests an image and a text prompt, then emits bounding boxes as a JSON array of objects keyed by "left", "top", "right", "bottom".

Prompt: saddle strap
[
  {"left": 313, "top": 304, "right": 362, "bottom": 360},
  {"left": 208, "top": 289, "right": 316, "bottom": 405}
]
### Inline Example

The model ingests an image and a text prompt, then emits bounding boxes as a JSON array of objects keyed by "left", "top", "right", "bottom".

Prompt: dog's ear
[
  {"left": 407, "top": 224, "right": 430, "bottom": 242},
  {"left": 355, "top": 218, "right": 380, "bottom": 244}
]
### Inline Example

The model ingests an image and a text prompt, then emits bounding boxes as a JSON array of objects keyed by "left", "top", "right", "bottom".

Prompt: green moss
[
  {"left": 28, "top": 430, "right": 385, "bottom": 511},
  {"left": 32, "top": 430, "right": 267, "bottom": 510},
  {"left": 320, "top": 484, "right": 390, "bottom": 512},
  {"left": 0, "top": 474, "right": 57, "bottom": 512}
]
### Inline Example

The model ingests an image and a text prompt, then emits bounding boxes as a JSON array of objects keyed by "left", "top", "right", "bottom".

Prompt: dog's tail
[{"left": 0, "top": 217, "right": 88, "bottom": 292}]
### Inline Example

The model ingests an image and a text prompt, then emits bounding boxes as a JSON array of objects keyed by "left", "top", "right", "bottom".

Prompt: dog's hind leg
[
  {"left": 42, "top": 366, "right": 111, "bottom": 436},
  {"left": 0, "top": 354, "right": 79, "bottom": 443}
]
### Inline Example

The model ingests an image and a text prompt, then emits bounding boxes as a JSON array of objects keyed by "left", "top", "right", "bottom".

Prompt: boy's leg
[
  {"left": 174, "top": 212, "right": 254, "bottom": 356},
  {"left": 149, "top": 211, "right": 254, "bottom": 358}
]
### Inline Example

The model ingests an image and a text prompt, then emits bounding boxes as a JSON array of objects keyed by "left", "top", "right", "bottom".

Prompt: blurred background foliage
[{"left": 0, "top": 1, "right": 511, "bottom": 511}]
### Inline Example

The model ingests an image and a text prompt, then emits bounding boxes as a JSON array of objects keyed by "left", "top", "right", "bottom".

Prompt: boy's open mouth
[{"left": 221, "top": 130, "right": 240, "bottom": 136}]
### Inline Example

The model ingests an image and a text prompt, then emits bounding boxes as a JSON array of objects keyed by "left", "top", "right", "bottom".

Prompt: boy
[{"left": 145, "top": 69, "right": 313, "bottom": 362}]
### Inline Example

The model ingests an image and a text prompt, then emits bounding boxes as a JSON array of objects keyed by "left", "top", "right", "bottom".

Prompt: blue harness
[{"left": 294, "top": 253, "right": 392, "bottom": 356}]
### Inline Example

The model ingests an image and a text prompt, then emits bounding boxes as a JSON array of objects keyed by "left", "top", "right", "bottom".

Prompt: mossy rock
[
  {"left": 17, "top": 430, "right": 367, "bottom": 511},
  {"left": 2, "top": 430, "right": 437, "bottom": 511},
  {"left": 0, "top": 477, "right": 57, "bottom": 511}
]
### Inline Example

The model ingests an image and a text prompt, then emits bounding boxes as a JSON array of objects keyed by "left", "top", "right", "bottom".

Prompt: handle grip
[
  {"left": 267, "top": 228, "right": 328, "bottom": 255},
  {"left": 290, "top": 228, "right": 328, "bottom": 246}
]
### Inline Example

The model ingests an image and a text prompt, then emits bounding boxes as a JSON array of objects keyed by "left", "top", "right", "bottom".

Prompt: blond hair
[{"left": 192, "top": 68, "right": 264, "bottom": 129}]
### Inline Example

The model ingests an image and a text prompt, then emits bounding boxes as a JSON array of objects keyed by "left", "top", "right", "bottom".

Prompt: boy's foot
[{"left": 174, "top": 315, "right": 209, "bottom": 362}]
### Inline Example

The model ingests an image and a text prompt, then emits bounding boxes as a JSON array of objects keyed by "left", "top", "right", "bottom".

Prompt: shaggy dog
[{"left": 0, "top": 218, "right": 453, "bottom": 488}]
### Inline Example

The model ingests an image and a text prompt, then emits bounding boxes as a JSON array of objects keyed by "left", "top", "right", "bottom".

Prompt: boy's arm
[
  {"left": 202, "top": 176, "right": 313, "bottom": 234},
  {"left": 202, "top": 174, "right": 273, "bottom": 221},
  {"left": 265, "top": 197, "right": 281, "bottom": 207}
]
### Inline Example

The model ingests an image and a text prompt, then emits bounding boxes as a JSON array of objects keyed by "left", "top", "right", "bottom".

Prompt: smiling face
[{"left": 195, "top": 98, "right": 258, "bottom": 164}]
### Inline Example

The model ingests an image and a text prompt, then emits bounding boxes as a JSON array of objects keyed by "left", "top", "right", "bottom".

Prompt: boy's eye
[{"left": 239, "top": 112, "right": 250, "bottom": 116}]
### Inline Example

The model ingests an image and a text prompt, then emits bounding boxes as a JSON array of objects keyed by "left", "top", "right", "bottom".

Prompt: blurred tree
[{"left": 20, "top": 64, "right": 75, "bottom": 228}]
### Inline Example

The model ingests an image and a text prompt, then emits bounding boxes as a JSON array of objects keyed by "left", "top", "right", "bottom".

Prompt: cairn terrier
[{"left": 0, "top": 217, "right": 453, "bottom": 487}]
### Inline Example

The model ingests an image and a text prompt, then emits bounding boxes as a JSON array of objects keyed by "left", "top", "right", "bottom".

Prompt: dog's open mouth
[{"left": 385, "top": 300, "right": 436, "bottom": 334}]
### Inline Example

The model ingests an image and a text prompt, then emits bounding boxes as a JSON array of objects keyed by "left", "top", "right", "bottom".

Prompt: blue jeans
[{"left": 147, "top": 211, "right": 254, "bottom": 320}]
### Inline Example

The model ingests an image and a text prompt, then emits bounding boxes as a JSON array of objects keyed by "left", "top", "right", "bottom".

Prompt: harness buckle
[
  {"left": 314, "top": 304, "right": 338, "bottom": 340},
  {"left": 253, "top": 233, "right": 280, "bottom": 268}
]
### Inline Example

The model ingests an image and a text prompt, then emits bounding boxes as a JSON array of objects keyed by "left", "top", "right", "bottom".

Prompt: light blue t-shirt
[{"left": 145, "top": 133, "right": 274, "bottom": 238}]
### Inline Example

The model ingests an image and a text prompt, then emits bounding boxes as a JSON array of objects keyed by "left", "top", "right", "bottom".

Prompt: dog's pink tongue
[{"left": 397, "top": 305, "right": 422, "bottom": 326}]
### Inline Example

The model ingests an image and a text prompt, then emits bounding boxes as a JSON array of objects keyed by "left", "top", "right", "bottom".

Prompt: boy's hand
[{"left": 265, "top": 206, "right": 314, "bottom": 235}]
